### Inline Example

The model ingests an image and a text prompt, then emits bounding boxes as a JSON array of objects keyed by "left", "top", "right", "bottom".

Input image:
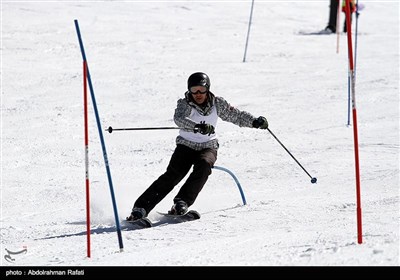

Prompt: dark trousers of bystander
[{"left": 327, "top": 0, "right": 352, "bottom": 33}]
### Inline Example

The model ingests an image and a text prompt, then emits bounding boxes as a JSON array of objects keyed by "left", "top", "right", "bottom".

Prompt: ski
[
  {"left": 125, "top": 217, "right": 152, "bottom": 229},
  {"left": 157, "top": 210, "right": 201, "bottom": 222},
  {"left": 297, "top": 30, "right": 335, "bottom": 36}
]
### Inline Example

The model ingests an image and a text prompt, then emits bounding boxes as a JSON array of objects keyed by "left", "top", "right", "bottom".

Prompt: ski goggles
[{"left": 189, "top": 86, "right": 208, "bottom": 95}]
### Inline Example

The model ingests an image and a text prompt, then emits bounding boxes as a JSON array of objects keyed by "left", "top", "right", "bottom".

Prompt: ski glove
[
  {"left": 194, "top": 121, "right": 215, "bottom": 136},
  {"left": 252, "top": 116, "right": 268, "bottom": 129}
]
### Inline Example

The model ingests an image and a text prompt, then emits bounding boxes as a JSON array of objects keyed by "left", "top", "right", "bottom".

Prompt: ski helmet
[{"left": 187, "top": 72, "right": 210, "bottom": 91}]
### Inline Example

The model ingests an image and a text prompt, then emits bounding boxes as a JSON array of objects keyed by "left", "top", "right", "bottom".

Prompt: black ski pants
[{"left": 134, "top": 144, "right": 217, "bottom": 215}]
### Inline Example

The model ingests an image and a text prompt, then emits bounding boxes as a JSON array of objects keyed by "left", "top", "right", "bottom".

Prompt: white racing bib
[{"left": 179, "top": 106, "right": 218, "bottom": 143}]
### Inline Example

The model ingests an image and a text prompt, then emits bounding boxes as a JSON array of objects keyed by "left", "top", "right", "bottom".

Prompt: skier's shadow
[
  {"left": 35, "top": 222, "right": 146, "bottom": 240},
  {"left": 36, "top": 206, "right": 244, "bottom": 240},
  {"left": 35, "top": 218, "right": 182, "bottom": 240}
]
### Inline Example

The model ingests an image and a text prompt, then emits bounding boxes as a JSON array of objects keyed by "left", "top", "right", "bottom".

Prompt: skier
[{"left": 127, "top": 72, "right": 268, "bottom": 221}]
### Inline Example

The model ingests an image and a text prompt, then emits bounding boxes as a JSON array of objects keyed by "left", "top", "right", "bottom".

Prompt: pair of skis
[{"left": 126, "top": 210, "right": 201, "bottom": 229}]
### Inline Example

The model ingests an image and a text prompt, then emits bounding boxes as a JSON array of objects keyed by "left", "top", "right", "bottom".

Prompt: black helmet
[{"left": 187, "top": 72, "right": 210, "bottom": 91}]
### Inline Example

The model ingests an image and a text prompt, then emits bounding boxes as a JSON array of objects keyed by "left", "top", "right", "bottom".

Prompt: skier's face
[{"left": 190, "top": 86, "right": 208, "bottom": 105}]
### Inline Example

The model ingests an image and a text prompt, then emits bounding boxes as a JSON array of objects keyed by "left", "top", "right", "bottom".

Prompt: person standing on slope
[
  {"left": 127, "top": 72, "right": 268, "bottom": 221},
  {"left": 322, "top": 0, "right": 357, "bottom": 34}
]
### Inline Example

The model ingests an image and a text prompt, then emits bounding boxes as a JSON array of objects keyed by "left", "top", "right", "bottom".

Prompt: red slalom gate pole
[
  {"left": 83, "top": 61, "right": 91, "bottom": 257},
  {"left": 344, "top": 0, "right": 362, "bottom": 244}
]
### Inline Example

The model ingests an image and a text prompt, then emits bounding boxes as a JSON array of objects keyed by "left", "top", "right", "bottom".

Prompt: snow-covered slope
[{"left": 1, "top": 1, "right": 399, "bottom": 266}]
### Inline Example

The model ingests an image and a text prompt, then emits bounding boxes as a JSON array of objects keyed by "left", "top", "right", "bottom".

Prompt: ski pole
[
  {"left": 267, "top": 128, "right": 317, "bottom": 184},
  {"left": 336, "top": 0, "right": 341, "bottom": 54},
  {"left": 106, "top": 126, "right": 179, "bottom": 133}
]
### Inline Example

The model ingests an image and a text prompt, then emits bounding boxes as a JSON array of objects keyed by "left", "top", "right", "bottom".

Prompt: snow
[{"left": 1, "top": 0, "right": 399, "bottom": 267}]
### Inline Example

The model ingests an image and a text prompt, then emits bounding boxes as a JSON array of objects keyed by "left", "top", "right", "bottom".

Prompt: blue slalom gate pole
[
  {"left": 74, "top": 19, "right": 124, "bottom": 251},
  {"left": 243, "top": 0, "right": 255, "bottom": 62},
  {"left": 213, "top": 166, "right": 247, "bottom": 205}
]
